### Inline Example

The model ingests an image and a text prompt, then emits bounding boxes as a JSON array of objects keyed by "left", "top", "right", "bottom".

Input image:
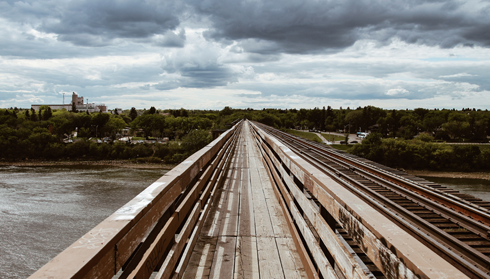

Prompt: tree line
[
  {"left": 2, "top": 105, "right": 489, "bottom": 169},
  {"left": 0, "top": 106, "right": 231, "bottom": 163},
  {"left": 234, "top": 106, "right": 490, "bottom": 142}
]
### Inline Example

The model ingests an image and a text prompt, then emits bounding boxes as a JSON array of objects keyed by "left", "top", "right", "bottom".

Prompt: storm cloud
[
  {"left": 0, "top": 0, "right": 489, "bottom": 109},
  {"left": 192, "top": 0, "right": 490, "bottom": 53}
]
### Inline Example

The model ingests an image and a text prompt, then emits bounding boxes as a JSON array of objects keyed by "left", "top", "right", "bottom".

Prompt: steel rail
[
  {"left": 256, "top": 122, "right": 490, "bottom": 278},
  {"left": 259, "top": 125, "right": 490, "bottom": 238},
  {"left": 293, "top": 142, "right": 490, "bottom": 240},
  {"left": 262, "top": 124, "right": 490, "bottom": 222},
  {"left": 293, "top": 145, "right": 490, "bottom": 278},
  {"left": 250, "top": 122, "right": 467, "bottom": 279}
]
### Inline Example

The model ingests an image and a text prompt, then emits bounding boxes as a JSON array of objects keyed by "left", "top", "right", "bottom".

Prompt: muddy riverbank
[{"left": 0, "top": 159, "right": 175, "bottom": 169}]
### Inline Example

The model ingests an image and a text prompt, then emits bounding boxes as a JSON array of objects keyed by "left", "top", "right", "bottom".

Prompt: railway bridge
[{"left": 31, "top": 120, "right": 490, "bottom": 279}]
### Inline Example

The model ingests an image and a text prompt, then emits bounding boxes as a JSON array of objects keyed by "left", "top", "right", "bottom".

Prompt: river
[
  {"left": 420, "top": 176, "right": 490, "bottom": 202},
  {"left": 0, "top": 165, "right": 167, "bottom": 279}
]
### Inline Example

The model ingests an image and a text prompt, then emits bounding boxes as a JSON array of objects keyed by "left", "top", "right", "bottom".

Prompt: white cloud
[
  {"left": 386, "top": 88, "right": 409, "bottom": 96},
  {"left": 439, "top": 73, "right": 475, "bottom": 78}
]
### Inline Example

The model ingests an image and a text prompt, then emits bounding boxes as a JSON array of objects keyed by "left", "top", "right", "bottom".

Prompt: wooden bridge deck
[
  {"left": 30, "top": 120, "right": 468, "bottom": 279},
  {"left": 182, "top": 122, "right": 307, "bottom": 278}
]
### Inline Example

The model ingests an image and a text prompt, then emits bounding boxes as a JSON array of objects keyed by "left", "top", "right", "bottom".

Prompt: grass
[
  {"left": 284, "top": 129, "right": 322, "bottom": 143},
  {"left": 320, "top": 133, "right": 345, "bottom": 142},
  {"left": 479, "top": 145, "right": 490, "bottom": 152},
  {"left": 330, "top": 144, "right": 353, "bottom": 151}
]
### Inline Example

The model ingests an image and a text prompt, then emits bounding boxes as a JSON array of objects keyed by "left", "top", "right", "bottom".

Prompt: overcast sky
[{"left": 1, "top": 0, "right": 489, "bottom": 110}]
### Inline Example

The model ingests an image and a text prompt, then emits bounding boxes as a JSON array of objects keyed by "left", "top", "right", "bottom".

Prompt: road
[{"left": 313, "top": 131, "right": 362, "bottom": 144}]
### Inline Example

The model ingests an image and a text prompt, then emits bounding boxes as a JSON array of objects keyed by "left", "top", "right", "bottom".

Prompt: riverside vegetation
[{"left": 1, "top": 106, "right": 489, "bottom": 171}]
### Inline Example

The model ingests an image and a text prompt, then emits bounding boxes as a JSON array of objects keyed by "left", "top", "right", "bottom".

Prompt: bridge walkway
[{"left": 182, "top": 122, "right": 307, "bottom": 278}]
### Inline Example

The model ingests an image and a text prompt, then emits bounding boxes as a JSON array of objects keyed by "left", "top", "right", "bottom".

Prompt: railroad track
[{"left": 253, "top": 122, "right": 490, "bottom": 279}]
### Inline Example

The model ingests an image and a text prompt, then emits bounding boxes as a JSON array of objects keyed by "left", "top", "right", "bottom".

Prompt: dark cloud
[
  {"left": 152, "top": 29, "right": 186, "bottom": 48},
  {"left": 155, "top": 64, "right": 238, "bottom": 90},
  {"left": 2, "top": 0, "right": 183, "bottom": 46},
  {"left": 189, "top": 0, "right": 490, "bottom": 53},
  {"left": 3, "top": 0, "right": 489, "bottom": 52}
]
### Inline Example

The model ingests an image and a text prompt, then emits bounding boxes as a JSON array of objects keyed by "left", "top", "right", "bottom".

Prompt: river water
[
  {"left": 0, "top": 165, "right": 167, "bottom": 279},
  {"left": 419, "top": 176, "right": 490, "bottom": 202}
]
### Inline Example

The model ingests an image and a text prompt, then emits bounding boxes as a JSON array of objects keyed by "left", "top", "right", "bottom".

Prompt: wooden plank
[
  {"left": 155, "top": 201, "right": 201, "bottom": 279},
  {"left": 209, "top": 236, "right": 237, "bottom": 278},
  {"left": 127, "top": 215, "right": 179, "bottom": 279},
  {"left": 234, "top": 236, "right": 259, "bottom": 279},
  {"left": 261, "top": 183, "right": 290, "bottom": 238},
  {"left": 256, "top": 236, "right": 285, "bottom": 279},
  {"left": 181, "top": 236, "right": 218, "bottom": 278},
  {"left": 249, "top": 166, "right": 275, "bottom": 237},
  {"left": 200, "top": 188, "right": 227, "bottom": 237},
  {"left": 238, "top": 169, "right": 255, "bottom": 237},
  {"left": 260, "top": 141, "right": 318, "bottom": 279},
  {"left": 290, "top": 203, "right": 338, "bottom": 279},
  {"left": 275, "top": 238, "right": 308, "bottom": 279},
  {"left": 219, "top": 167, "right": 241, "bottom": 237}
]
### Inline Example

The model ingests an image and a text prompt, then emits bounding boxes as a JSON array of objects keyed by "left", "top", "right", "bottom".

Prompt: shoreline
[
  {"left": 407, "top": 170, "right": 490, "bottom": 181},
  {"left": 2, "top": 160, "right": 489, "bottom": 180},
  {"left": 0, "top": 160, "right": 176, "bottom": 170}
]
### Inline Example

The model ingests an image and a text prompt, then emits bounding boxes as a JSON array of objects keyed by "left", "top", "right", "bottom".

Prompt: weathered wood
[
  {"left": 238, "top": 168, "right": 255, "bottom": 237},
  {"left": 234, "top": 236, "right": 259, "bottom": 279},
  {"left": 262, "top": 141, "right": 369, "bottom": 279},
  {"left": 290, "top": 203, "right": 339, "bottom": 279},
  {"left": 29, "top": 122, "right": 241, "bottom": 279},
  {"left": 259, "top": 144, "right": 319, "bottom": 279},
  {"left": 249, "top": 166, "right": 275, "bottom": 237},
  {"left": 127, "top": 214, "right": 179, "bottom": 278},
  {"left": 252, "top": 121, "right": 468, "bottom": 279},
  {"left": 275, "top": 238, "right": 308, "bottom": 279},
  {"left": 256, "top": 236, "right": 285, "bottom": 279},
  {"left": 181, "top": 236, "right": 218, "bottom": 278},
  {"left": 209, "top": 236, "right": 237, "bottom": 278},
  {"left": 155, "top": 201, "right": 201, "bottom": 279}
]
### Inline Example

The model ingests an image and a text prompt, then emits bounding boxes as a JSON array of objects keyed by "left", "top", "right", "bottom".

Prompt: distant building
[
  {"left": 31, "top": 92, "right": 107, "bottom": 113},
  {"left": 31, "top": 104, "right": 72, "bottom": 111}
]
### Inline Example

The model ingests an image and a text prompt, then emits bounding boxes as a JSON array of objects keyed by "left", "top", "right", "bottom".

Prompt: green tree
[
  {"left": 30, "top": 109, "right": 38, "bottom": 121},
  {"left": 220, "top": 106, "right": 233, "bottom": 116},
  {"left": 149, "top": 106, "right": 156, "bottom": 115},
  {"left": 182, "top": 129, "right": 211, "bottom": 153},
  {"left": 129, "top": 107, "right": 138, "bottom": 121},
  {"left": 131, "top": 114, "right": 166, "bottom": 138},
  {"left": 442, "top": 121, "right": 470, "bottom": 140},
  {"left": 345, "top": 110, "right": 363, "bottom": 133},
  {"left": 42, "top": 107, "right": 52, "bottom": 120},
  {"left": 104, "top": 117, "right": 127, "bottom": 138}
]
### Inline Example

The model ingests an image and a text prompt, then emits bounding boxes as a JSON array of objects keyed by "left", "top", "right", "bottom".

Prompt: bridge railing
[
  {"left": 249, "top": 122, "right": 464, "bottom": 279},
  {"left": 30, "top": 121, "right": 242, "bottom": 279}
]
